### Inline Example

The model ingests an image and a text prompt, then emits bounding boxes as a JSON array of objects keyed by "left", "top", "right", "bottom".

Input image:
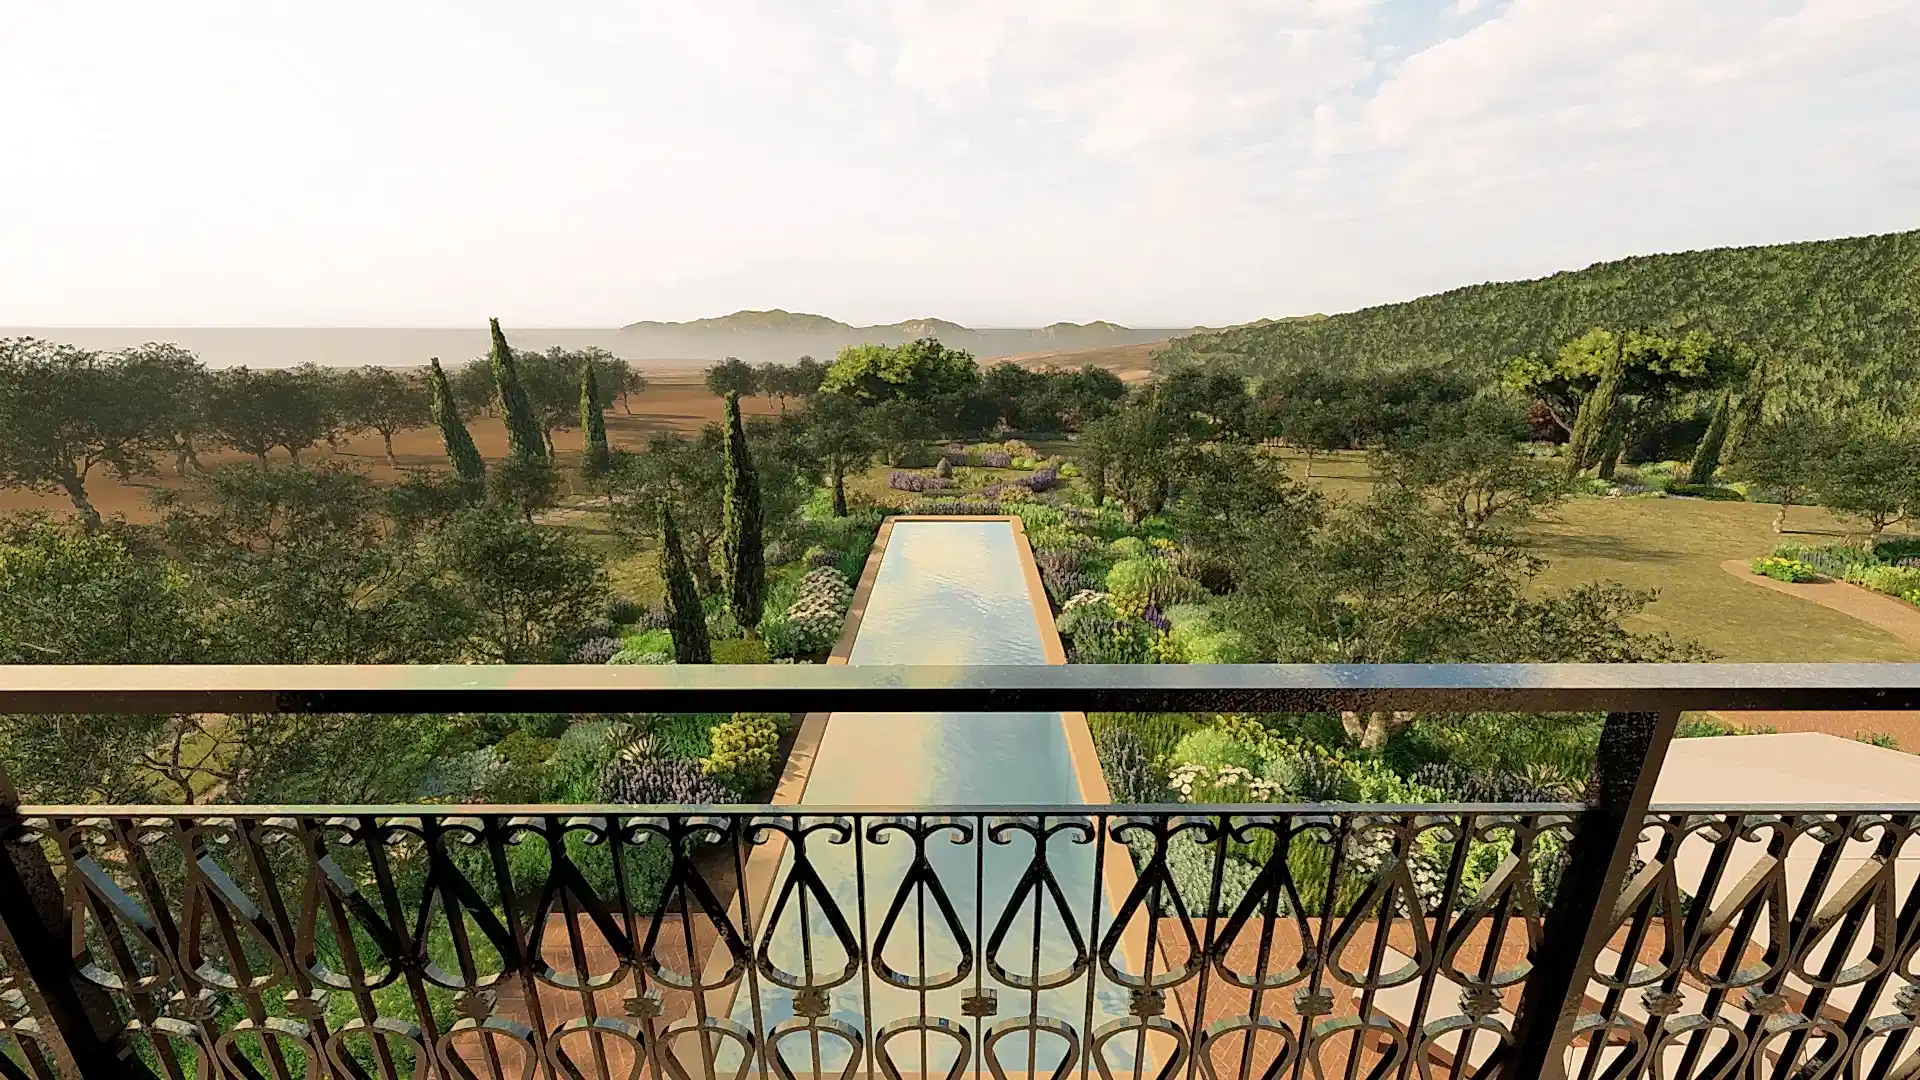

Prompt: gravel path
[{"left": 1716, "top": 558, "right": 1920, "bottom": 748}]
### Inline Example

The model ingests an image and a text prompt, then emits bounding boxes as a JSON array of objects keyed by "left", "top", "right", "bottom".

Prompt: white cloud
[
  {"left": 1318, "top": 0, "right": 1920, "bottom": 196},
  {"left": 0, "top": 0, "right": 1913, "bottom": 327}
]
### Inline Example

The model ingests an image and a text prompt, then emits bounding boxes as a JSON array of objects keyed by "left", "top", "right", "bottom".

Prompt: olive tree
[
  {"left": 0, "top": 337, "right": 187, "bottom": 528},
  {"left": 341, "top": 366, "right": 431, "bottom": 466}
]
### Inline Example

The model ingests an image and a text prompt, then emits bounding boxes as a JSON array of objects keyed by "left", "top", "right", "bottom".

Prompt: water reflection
[{"left": 731, "top": 521, "right": 1130, "bottom": 1077}]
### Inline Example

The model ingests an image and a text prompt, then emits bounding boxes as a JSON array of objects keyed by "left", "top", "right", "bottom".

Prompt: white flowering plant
[{"left": 1166, "top": 762, "right": 1282, "bottom": 804}]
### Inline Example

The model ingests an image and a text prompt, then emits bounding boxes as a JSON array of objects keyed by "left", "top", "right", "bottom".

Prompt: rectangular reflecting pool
[
  {"left": 730, "top": 519, "right": 1133, "bottom": 1077},
  {"left": 812, "top": 519, "right": 1078, "bottom": 803}
]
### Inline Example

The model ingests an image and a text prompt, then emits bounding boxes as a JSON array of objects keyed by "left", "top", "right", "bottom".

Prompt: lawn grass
[
  {"left": 1266, "top": 448, "right": 1919, "bottom": 662},
  {"left": 1525, "top": 497, "right": 1918, "bottom": 661}
]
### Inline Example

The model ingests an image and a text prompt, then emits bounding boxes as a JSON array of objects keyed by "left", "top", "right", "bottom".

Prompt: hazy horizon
[{"left": 0, "top": 324, "right": 1185, "bottom": 368}]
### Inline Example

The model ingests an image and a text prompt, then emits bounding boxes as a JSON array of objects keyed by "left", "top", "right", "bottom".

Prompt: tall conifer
[
  {"left": 427, "top": 357, "right": 486, "bottom": 488},
  {"left": 1565, "top": 347, "right": 1623, "bottom": 477},
  {"left": 581, "top": 360, "right": 611, "bottom": 479},
  {"left": 489, "top": 318, "right": 546, "bottom": 462},
  {"left": 1720, "top": 355, "right": 1771, "bottom": 468},
  {"left": 1686, "top": 390, "right": 1734, "bottom": 484},
  {"left": 719, "top": 391, "right": 765, "bottom": 629},
  {"left": 658, "top": 501, "right": 711, "bottom": 664}
]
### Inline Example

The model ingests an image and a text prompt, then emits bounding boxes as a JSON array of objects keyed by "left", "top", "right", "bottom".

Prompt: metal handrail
[
  {"left": 2, "top": 663, "right": 1918, "bottom": 1080},
  {"left": 2, "top": 661, "right": 1918, "bottom": 714}
]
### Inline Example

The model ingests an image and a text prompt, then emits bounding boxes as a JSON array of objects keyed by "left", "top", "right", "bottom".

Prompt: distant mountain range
[
  {"left": 0, "top": 313, "right": 1199, "bottom": 368},
  {"left": 613, "top": 310, "right": 1195, "bottom": 362}
]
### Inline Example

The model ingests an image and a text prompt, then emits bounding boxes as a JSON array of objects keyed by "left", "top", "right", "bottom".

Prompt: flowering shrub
[
  {"left": 912, "top": 500, "right": 1001, "bottom": 516},
  {"left": 701, "top": 713, "right": 786, "bottom": 794},
  {"left": 573, "top": 636, "right": 623, "bottom": 664},
  {"left": 888, "top": 470, "right": 955, "bottom": 493},
  {"left": 1848, "top": 563, "right": 1920, "bottom": 599},
  {"left": 1167, "top": 762, "right": 1282, "bottom": 803},
  {"left": 1751, "top": 556, "right": 1823, "bottom": 583},
  {"left": 1147, "top": 631, "right": 1185, "bottom": 664},
  {"left": 1029, "top": 526, "right": 1095, "bottom": 555},
  {"left": 415, "top": 747, "right": 509, "bottom": 801},
  {"left": 779, "top": 566, "right": 853, "bottom": 655},
  {"left": 1043, "top": 572, "right": 1098, "bottom": 607},
  {"left": 1034, "top": 548, "right": 1092, "bottom": 604},
  {"left": 597, "top": 734, "right": 732, "bottom": 804},
  {"left": 609, "top": 628, "right": 674, "bottom": 663},
  {"left": 1261, "top": 750, "right": 1352, "bottom": 803},
  {"left": 1770, "top": 542, "right": 1876, "bottom": 580},
  {"left": 632, "top": 602, "right": 671, "bottom": 631},
  {"left": 1001, "top": 464, "right": 1059, "bottom": 493},
  {"left": 1062, "top": 589, "right": 1108, "bottom": 611},
  {"left": 979, "top": 451, "right": 1013, "bottom": 469},
  {"left": 1412, "top": 762, "right": 1584, "bottom": 802},
  {"left": 1094, "top": 727, "right": 1170, "bottom": 803},
  {"left": 1034, "top": 546, "right": 1080, "bottom": 579},
  {"left": 1176, "top": 625, "right": 1248, "bottom": 663},
  {"left": 759, "top": 615, "right": 803, "bottom": 659},
  {"left": 1055, "top": 593, "right": 1152, "bottom": 663},
  {"left": 1107, "top": 557, "right": 1203, "bottom": 610}
]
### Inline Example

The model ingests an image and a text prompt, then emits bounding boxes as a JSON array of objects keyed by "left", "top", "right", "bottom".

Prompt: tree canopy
[
  {"left": 1160, "top": 228, "right": 1920, "bottom": 413},
  {"left": 820, "top": 338, "right": 980, "bottom": 403},
  {"left": 0, "top": 338, "right": 188, "bottom": 527}
]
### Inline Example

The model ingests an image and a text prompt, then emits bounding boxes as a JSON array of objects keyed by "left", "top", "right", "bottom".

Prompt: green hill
[{"left": 1160, "top": 229, "right": 1920, "bottom": 409}]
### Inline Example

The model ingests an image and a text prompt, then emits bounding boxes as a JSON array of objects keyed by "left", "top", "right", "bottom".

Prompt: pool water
[
  {"left": 730, "top": 520, "right": 1130, "bottom": 1076},
  {"left": 811, "top": 519, "right": 1076, "bottom": 802}
]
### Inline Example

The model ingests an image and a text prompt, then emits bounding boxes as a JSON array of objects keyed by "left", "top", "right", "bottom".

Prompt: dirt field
[
  {"left": 997, "top": 339, "right": 1164, "bottom": 381},
  {"left": 0, "top": 375, "right": 779, "bottom": 522}
]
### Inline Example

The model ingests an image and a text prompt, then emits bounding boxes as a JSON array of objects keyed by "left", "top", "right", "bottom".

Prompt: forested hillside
[{"left": 1160, "top": 229, "right": 1920, "bottom": 409}]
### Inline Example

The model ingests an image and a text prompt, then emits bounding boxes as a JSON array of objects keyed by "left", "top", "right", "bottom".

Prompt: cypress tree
[
  {"left": 1720, "top": 355, "right": 1771, "bottom": 468},
  {"left": 580, "top": 359, "right": 611, "bottom": 479},
  {"left": 1594, "top": 402, "right": 1628, "bottom": 480},
  {"left": 1686, "top": 390, "right": 1734, "bottom": 484},
  {"left": 1565, "top": 351, "right": 1623, "bottom": 477},
  {"left": 658, "top": 501, "right": 711, "bottom": 664},
  {"left": 427, "top": 357, "right": 486, "bottom": 488},
  {"left": 719, "top": 391, "right": 765, "bottom": 629},
  {"left": 489, "top": 318, "right": 546, "bottom": 462}
]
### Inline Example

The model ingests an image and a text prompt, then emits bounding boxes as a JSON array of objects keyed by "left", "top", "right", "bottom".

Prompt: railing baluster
[
  {"left": 1505, "top": 710, "right": 1680, "bottom": 1080},
  {"left": 3, "top": 665, "right": 1919, "bottom": 1080},
  {"left": 0, "top": 765, "right": 140, "bottom": 1080}
]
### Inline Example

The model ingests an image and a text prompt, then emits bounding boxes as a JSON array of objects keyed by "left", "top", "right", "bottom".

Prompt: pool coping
[{"left": 703, "top": 514, "right": 1156, "bottom": 1063}]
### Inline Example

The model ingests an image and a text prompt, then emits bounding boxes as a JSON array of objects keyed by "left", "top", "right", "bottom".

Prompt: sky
[{"left": 2, "top": 0, "right": 1916, "bottom": 329}]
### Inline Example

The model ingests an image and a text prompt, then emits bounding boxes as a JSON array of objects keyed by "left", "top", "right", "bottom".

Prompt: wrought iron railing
[{"left": 1, "top": 663, "right": 1918, "bottom": 1080}]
